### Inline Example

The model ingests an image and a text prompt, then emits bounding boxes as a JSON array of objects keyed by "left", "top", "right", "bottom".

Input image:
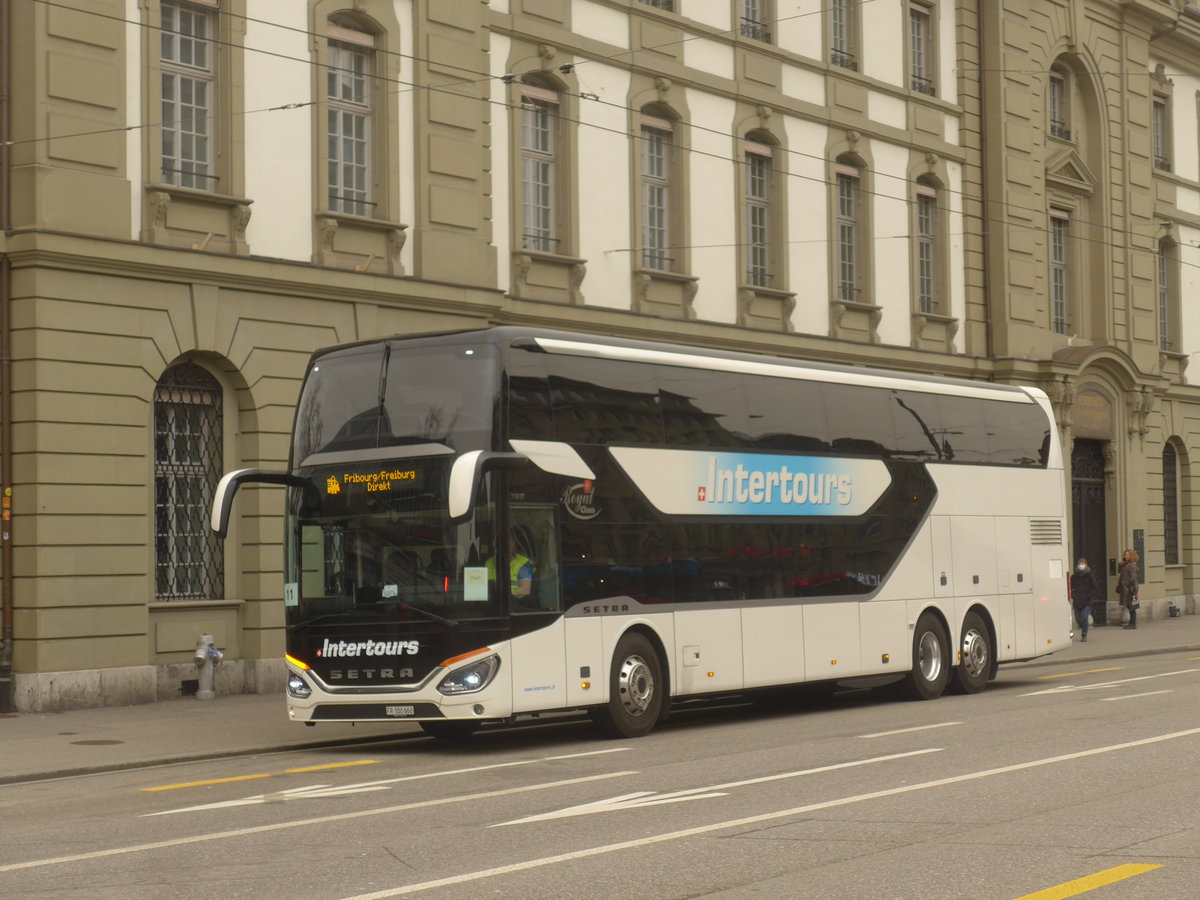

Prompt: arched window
[
  {"left": 1163, "top": 443, "right": 1180, "bottom": 565},
  {"left": 154, "top": 364, "right": 224, "bottom": 601},
  {"left": 520, "top": 78, "right": 563, "bottom": 253},
  {"left": 1048, "top": 65, "right": 1071, "bottom": 140}
]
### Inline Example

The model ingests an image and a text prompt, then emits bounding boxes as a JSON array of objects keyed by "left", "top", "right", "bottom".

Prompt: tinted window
[
  {"left": 987, "top": 398, "right": 1051, "bottom": 466},
  {"left": 936, "top": 395, "right": 990, "bottom": 463},
  {"left": 743, "top": 375, "right": 830, "bottom": 452},
  {"left": 293, "top": 346, "right": 385, "bottom": 461},
  {"left": 658, "top": 366, "right": 749, "bottom": 447},
  {"left": 824, "top": 383, "right": 896, "bottom": 456},
  {"left": 891, "top": 390, "right": 943, "bottom": 460},
  {"left": 507, "top": 353, "right": 553, "bottom": 441},
  {"left": 561, "top": 524, "right": 673, "bottom": 605},
  {"left": 382, "top": 343, "right": 495, "bottom": 451},
  {"left": 546, "top": 357, "right": 662, "bottom": 445}
]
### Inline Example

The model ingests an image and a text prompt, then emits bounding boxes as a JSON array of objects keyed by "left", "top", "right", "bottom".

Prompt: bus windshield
[{"left": 283, "top": 458, "right": 501, "bottom": 627}]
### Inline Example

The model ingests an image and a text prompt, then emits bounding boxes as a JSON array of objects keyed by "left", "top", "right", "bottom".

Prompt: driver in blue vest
[{"left": 487, "top": 530, "right": 534, "bottom": 600}]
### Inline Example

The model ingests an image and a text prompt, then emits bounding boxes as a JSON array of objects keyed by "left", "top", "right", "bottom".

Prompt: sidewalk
[{"left": 3, "top": 612, "right": 1200, "bottom": 785}]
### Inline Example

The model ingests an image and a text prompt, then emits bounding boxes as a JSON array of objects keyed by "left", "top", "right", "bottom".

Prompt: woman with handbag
[{"left": 1117, "top": 548, "right": 1140, "bottom": 630}]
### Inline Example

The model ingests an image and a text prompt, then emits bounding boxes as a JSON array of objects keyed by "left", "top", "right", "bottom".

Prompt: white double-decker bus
[{"left": 212, "top": 327, "right": 1071, "bottom": 738}]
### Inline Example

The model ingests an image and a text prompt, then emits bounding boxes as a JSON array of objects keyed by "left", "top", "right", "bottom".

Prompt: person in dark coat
[
  {"left": 1118, "top": 548, "right": 1141, "bottom": 629},
  {"left": 1069, "top": 558, "right": 1100, "bottom": 642}
]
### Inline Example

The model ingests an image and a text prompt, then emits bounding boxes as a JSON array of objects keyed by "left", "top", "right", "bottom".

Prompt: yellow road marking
[
  {"left": 1013, "top": 863, "right": 1161, "bottom": 899},
  {"left": 142, "top": 760, "right": 380, "bottom": 792},
  {"left": 1037, "top": 667, "right": 1123, "bottom": 680}
]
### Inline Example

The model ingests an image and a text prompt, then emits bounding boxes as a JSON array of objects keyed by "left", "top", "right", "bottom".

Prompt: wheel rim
[
  {"left": 616, "top": 653, "right": 655, "bottom": 717},
  {"left": 961, "top": 627, "right": 989, "bottom": 679},
  {"left": 917, "top": 630, "right": 943, "bottom": 683}
]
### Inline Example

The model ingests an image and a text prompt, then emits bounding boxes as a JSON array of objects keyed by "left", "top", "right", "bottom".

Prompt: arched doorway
[{"left": 1071, "top": 439, "right": 1107, "bottom": 624}]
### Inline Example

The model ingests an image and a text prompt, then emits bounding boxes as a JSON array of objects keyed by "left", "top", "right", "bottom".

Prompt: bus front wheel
[
  {"left": 902, "top": 613, "right": 951, "bottom": 701},
  {"left": 591, "top": 632, "right": 664, "bottom": 738},
  {"left": 951, "top": 610, "right": 991, "bottom": 694}
]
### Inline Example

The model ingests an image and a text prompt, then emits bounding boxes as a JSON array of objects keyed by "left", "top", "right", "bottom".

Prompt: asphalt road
[{"left": 3, "top": 650, "right": 1200, "bottom": 899}]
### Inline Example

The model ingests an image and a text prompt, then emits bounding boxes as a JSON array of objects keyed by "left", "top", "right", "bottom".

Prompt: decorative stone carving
[
  {"left": 232, "top": 204, "right": 252, "bottom": 255},
  {"left": 1045, "top": 375, "right": 1076, "bottom": 430},
  {"left": 1126, "top": 386, "right": 1155, "bottom": 437},
  {"left": 569, "top": 261, "right": 586, "bottom": 305},
  {"left": 654, "top": 76, "right": 671, "bottom": 102},
  {"left": 537, "top": 44, "right": 556, "bottom": 68}
]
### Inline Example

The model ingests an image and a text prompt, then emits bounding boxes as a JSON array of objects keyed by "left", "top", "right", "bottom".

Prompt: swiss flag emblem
[{"left": 697, "top": 486, "right": 707, "bottom": 501}]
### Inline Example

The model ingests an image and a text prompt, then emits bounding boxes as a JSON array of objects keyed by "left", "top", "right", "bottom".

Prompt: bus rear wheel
[
  {"left": 419, "top": 719, "right": 480, "bottom": 740},
  {"left": 591, "top": 632, "right": 663, "bottom": 738},
  {"left": 902, "top": 612, "right": 951, "bottom": 701},
  {"left": 951, "top": 610, "right": 991, "bottom": 694}
]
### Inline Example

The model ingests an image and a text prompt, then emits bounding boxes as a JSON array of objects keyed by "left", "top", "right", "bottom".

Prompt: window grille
[
  {"left": 741, "top": 0, "right": 771, "bottom": 41},
  {"left": 836, "top": 169, "right": 859, "bottom": 302},
  {"left": 1164, "top": 444, "right": 1179, "bottom": 565},
  {"left": 746, "top": 149, "right": 771, "bottom": 286},
  {"left": 155, "top": 364, "right": 224, "bottom": 601},
  {"left": 831, "top": 0, "right": 857, "bottom": 70},
  {"left": 161, "top": 1, "right": 216, "bottom": 189},
  {"left": 1050, "top": 214, "right": 1070, "bottom": 334},
  {"left": 916, "top": 190, "right": 937, "bottom": 314},
  {"left": 328, "top": 37, "right": 373, "bottom": 217},
  {"left": 641, "top": 123, "right": 671, "bottom": 270},
  {"left": 522, "top": 95, "right": 557, "bottom": 253}
]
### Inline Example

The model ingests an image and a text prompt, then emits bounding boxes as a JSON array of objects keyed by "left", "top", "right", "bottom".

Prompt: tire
[
  {"left": 419, "top": 719, "right": 480, "bottom": 740},
  {"left": 591, "top": 632, "right": 664, "bottom": 738},
  {"left": 901, "top": 612, "right": 951, "bottom": 701},
  {"left": 950, "top": 610, "right": 991, "bottom": 695}
]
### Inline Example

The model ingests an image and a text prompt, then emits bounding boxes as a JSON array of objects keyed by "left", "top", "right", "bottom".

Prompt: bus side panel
[
  {"left": 564, "top": 616, "right": 604, "bottom": 709},
  {"left": 804, "top": 601, "right": 861, "bottom": 680},
  {"left": 742, "top": 605, "right": 805, "bottom": 688},
  {"left": 951, "top": 517, "right": 998, "bottom": 596},
  {"left": 858, "top": 599, "right": 908, "bottom": 675},
  {"left": 992, "top": 517, "right": 1029, "bottom": 661},
  {"left": 674, "top": 608, "right": 743, "bottom": 695},
  {"left": 509, "top": 618, "right": 567, "bottom": 714}
]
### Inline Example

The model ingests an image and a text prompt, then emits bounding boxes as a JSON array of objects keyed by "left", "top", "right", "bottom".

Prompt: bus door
[{"left": 506, "top": 505, "right": 569, "bottom": 713}]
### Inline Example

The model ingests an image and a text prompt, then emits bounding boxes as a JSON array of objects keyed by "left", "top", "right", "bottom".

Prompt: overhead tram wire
[{"left": 19, "top": 0, "right": 1200, "bottom": 268}]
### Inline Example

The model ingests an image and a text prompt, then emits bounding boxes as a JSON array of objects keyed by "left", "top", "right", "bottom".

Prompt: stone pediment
[{"left": 1045, "top": 147, "right": 1096, "bottom": 194}]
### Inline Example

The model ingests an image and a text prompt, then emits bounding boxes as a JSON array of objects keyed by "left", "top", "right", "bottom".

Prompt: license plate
[{"left": 385, "top": 705, "right": 415, "bottom": 717}]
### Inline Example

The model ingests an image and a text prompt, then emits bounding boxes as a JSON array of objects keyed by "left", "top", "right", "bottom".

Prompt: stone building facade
[{"left": 2, "top": 0, "right": 1198, "bottom": 711}]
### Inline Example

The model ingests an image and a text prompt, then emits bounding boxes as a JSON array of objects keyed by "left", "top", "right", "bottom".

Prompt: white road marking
[
  {"left": 143, "top": 747, "right": 629, "bottom": 816},
  {"left": 0, "top": 772, "right": 634, "bottom": 874},
  {"left": 494, "top": 748, "right": 942, "bottom": 825},
  {"left": 859, "top": 722, "right": 961, "bottom": 739},
  {"left": 1020, "top": 668, "right": 1199, "bottom": 696},
  {"left": 339, "top": 726, "right": 1200, "bottom": 899},
  {"left": 1099, "top": 690, "right": 1173, "bottom": 702}
]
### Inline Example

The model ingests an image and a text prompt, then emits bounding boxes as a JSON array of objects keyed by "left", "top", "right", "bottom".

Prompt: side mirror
[
  {"left": 211, "top": 469, "right": 317, "bottom": 539},
  {"left": 448, "top": 451, "right": 528, "bottom": 522}
]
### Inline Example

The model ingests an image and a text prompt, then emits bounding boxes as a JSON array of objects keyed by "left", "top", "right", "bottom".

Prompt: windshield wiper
[
  {"left": 287, "top": 604, "right": 458, "bottom": 630},
  {"left": 394, "top": 601, "right": 459, "bottom": 629}
]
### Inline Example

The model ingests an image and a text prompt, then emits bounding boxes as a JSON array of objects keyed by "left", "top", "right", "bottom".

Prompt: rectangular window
[
  {"left": 916, "top": 187, "right": 937, "bottom": 314},
  {"left": 836, "top": 168, "right": 859, "bottom": 302},
  {"left": 830, "top": 0, "right": 857, "bottom": 70},
  {"left": 1049, "top": 70, "right": 1070, "bottom": 139},
  {"left": 522, "top": 91, "right": 558, "bottom": 253},
  {"left": 641, "top": 119, "right": 671, "bottom": 270},
  {"left": 160, "top": 1, "right": 215, "bottom": 189},
  {"left": 746, "top": 147, "right": 772, "bottom": 287},
  {"left": 1153, "top": 97, "right": 1171, "bottom": 171},
  {"left": 909, "top": 2, "right": 935, "bottom": 95},
  {"left": 638, "top": 0, "right": 673, "bottom": 8},
  {"left": 741, "top": 0, "right": 771, "bottom": 42},
  {"left": 1050, "top": 212, "right": 1070, "bottom": 335},
  {"left": 327, "top": 40, "right": 372, "bottom": 217},
  {"left": 1158, "top": 246, "right": 1172, "bottom": 351}
]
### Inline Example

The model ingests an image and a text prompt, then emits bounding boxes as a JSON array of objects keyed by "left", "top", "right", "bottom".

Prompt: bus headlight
[
  {"left": 437, "top": 656, "right": 500, "bottom": 695},
  {"left": 287, "top": 673, "right": 312, "bottom": 699}
]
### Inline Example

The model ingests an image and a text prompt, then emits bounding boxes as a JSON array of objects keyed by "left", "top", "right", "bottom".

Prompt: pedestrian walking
[
  {"left": 1117, "top": 548, "right": 1140, "bottom": 629},
  {"left": 1070, "top": 558, "right": 1099, "bottom": 641}
]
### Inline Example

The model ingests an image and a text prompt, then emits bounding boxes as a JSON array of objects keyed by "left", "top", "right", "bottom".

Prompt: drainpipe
[{"left": 0, "top": 0, "right": 13, "bottom": 714}]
